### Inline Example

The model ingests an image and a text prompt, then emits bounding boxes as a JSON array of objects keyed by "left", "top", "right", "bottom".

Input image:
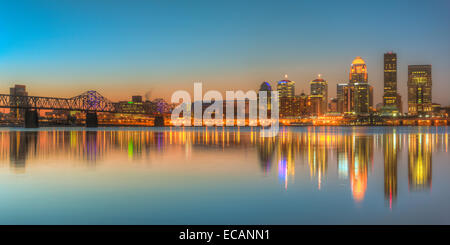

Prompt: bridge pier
[
  {"left": 154, "top": 115, "right": 165, "bottom": 127},
  {"left": 24, "top": 110, "right": 39, "bottom": 128},
  {"left": 86, "top": 112, "right": 98, "bottom": 127}
]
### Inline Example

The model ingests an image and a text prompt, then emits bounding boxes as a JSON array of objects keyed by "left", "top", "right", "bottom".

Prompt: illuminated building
[
  {"left": 277, "top": 75, "right": 295, "bottom": 98},
  {"left": 383, "top": 52, "right": 398, "bottom": 108},
  {"left": 408, "top": 134, "right": 432, "bottom": 191},
  {"left": 349, "top": 56, "right": 368, "bottom": 84},
  {"left": 118, "top": 96, "right": 146, "bottom": 114},
  {"left": 310, "top": 75, "right": 328, "bottom": 116},
  {"left": 9, "top": 85, "right": 28, "bottom": 120},
  {"left": 343, "top": 57, "right": 374, "bottom": 115},
  {"left": 293, "top": 92, "right": 311, "bottom": 117},
  {"left": 132, "top": 95, "right": 143, "bottom": 103},
  {"left": 277, "top": 75, "right": 295, "bottom": 118},
  {"left": 337, "top": 83, "right": 350, "bottom": 113},
  {"left": 258, "top": 81, "right": 272, "bottom": 114},
  {"left": 396, "top": 93, "right": 403, "bottom": 114},
  {"left": 328, "top": 98, "right": 338, "bottom": 113},
  {"left": 353, "top": 83, "right": 373, "bottom": 115},
  {"left": 408, "top": 65, "right": 432, "bottom": 116}
]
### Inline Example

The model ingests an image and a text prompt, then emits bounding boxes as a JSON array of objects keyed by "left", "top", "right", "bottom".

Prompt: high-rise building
[
  {"left": 9, "top": 85, "right": 28, "bottom": 120},
  {"left": 396, "top": 93, "right": 403, "bottom": 114},
  {"left": 277, "top": 75, "right": 295, "bottom": 98},
  {"left": 328, "top": 98, "right": 338, "bottom": 113},
  {"left": 407, "top": 65, "right": 432, "bottom": 116},
  {"left": 383, "top": 52, "right": 398, "bottom": 108},
  {"left": 336, "top": 83, "right": 347, "bottom": 113},
  {"left": 132, "top": 95, "right": 143, "bottom": 103},
  {"left": 277, "top": 75, "right": 295, "bottom": 118},
  {"left": 349, "top": 56, "right": 368, "bottom": 84},
  {"left": 293, "top": 92, "right": 311, "bottom": 117},
  {"left": 344, "top": 57, "right": 373, "bottom": 115},
  {"left": 354, "top": 83, "right": 371, "bottom": 114},
  {"left": 258, "top": 81, "right": 272, "bottom": 114},
  {"left": 310, "top": 75, "right": 328, "bottom": 116}
]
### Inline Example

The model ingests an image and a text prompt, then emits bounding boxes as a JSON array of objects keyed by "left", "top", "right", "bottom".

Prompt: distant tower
[
  {"left": 277, "top": 75, "right": 295, "bottom": 118},
  {"left": 259, "top": 81, "right": 272, "bottom": 112},
  {"left": 408, "top": 65, "right": 432, "bottom": 116},
  {"left": 345, "top": 57, "right": 372, "bottom": 115},
  {"left": 337, "top": 83, "right": 349, "bottom": 113},
  {"left": 277, "top": 75, "right": 295, "bottom": 98},
  {"left": 310, "top": 75, "right": 328, "bottom": 115},
  {"left": 9, "top": 85, "right": 28, "bottom": 120},
  {"left": 383, "top": 52, "right": 398, "bottom": 108},
  {"left": 349, "top": 56, "right": 368, "bottom": 84}
]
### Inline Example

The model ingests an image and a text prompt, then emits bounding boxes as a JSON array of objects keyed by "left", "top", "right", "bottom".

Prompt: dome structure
[
  {"left": 352, "top": 56, "right": 366, "bottom": 65},
  {"left": 259, "top": 81, "right": 272, "bottom": 91}
]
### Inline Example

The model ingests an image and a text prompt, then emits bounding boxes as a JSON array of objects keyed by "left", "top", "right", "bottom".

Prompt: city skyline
[{"left": 0, "top": 0, "right": 449, "bottom": 110}]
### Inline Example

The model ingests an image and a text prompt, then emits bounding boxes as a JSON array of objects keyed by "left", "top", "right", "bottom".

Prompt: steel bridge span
[{"left": 0, "top": 90, "right": 160, "bottom": 128}]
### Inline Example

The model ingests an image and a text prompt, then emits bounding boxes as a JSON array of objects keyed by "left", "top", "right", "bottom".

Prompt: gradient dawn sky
[{"left": 0, "top": 0, "right": 449, "bottom": 107}]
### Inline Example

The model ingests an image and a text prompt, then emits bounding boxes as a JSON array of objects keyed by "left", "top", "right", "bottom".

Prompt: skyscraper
[
  {"left": 277, "top": 75, "right": 295, "bottom": 98},
  {"left": 277, "top": 75, "right": 295, "bottom": 118},
  {"left": 349, "top": 56, "right": 368, "bottom": 84},
  {"left": 383, "top": 52, "right": 398, "bottom": 108},
  {"left": 258, "top": 81, "right": 272, "bottom": 114},
  {"left": 9, "top": 85, "right": 28, "bottom": 120},
  {"left": 310, "top": 75, "right": 328, "bottom": 115},
  {"left": 354, "top": 83, "right": 371, "bottom": 114},
  {"left": 407, "top": 65, "right": 432, "bottom": 116},
  {"left": 336, "top": 83, "right": 346, "bottom": 113},
  {"left": 344, "top": 57, "right": 373, "bottom": 115}
]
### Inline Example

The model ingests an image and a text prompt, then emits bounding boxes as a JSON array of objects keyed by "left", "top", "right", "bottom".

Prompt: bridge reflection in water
[{"left": 0, "top": 127, "right": 448, "bottom": 208}]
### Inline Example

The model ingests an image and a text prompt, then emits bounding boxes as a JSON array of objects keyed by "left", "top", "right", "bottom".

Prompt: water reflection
[{"left": 0, "top": 127, "right": 448, "bottom": 209}]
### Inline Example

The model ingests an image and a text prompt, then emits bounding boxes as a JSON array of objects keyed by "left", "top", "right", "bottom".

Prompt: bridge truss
[{"left": 0, "top": 90, "right": 118, "bottom": 113}]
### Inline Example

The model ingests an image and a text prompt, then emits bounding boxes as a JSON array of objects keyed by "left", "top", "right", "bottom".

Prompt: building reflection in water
[
  {"left": 384, "top": 132, "right": 399, "bottom": 209},
  {"left": 350, "top": 136, "right": 373, "bottom": 203},
  {"left": 256, "top": 136, "right": 276, "bottom": 174},
  {"left": 408, "top": 133, "right": 432, "bottom": 191},
  {"left": 9, "top": 131, "right": 38, "bottom": 173},
  {"left": 307, "top": 129, "right": 328, "bottom": 190},
  {"left": 0, "top": 127, "right": 444, "bottom": 205}
]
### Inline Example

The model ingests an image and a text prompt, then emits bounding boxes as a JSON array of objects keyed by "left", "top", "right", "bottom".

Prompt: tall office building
[
  {"left": 349, "top": 56, "right": 368, "bottom": 84},
  {"left": 344, "top": 57, "right": 373, "bottom": 115},
  {"left": 337, "top": 83, "right": 349, "bottom": 113},
  {"left": 277, "top": 75, "right": 295, "bottom": 98},
  {"left": 310, "top": 75, "right": 328, "bottom": 116},
  {"left": 258, "top": 81, "right": 272, "bottom": 113},
  {"left": 407, "top": 65, "right": 432, "bottom": 116},
  {"left": 354, "top": 83, "right": 371, "bottom": 114},
  {"left": 383, "top": 52, "right": 398, "bottom": 107},
  {"left": 277, "top": 75, "right": 295, "bottom": 118},
  {"left": 9, "top": 85, "right": 28, "bottom": 120}
]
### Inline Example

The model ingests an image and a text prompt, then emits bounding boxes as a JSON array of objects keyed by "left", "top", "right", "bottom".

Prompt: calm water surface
[{"left": 0, "top": 126, "right": 449, "bottom": 224}]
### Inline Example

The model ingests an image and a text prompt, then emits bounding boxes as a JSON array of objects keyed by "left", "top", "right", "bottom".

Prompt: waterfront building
[
  {"left": 349, "top": 56, "right": 368, "bottom": 84},
  {"left": 408, "top": 65, "right": 432, "bottom": 116},
  {"left": 277, "top": 75, "right": 295, "bottom": 118},
  {"left": 383, "top": 52, "right": 398, "bottom": 108},
  {"left": 353, "top": 83, "right": 371, "bottom": 115},
  {"left": 9, "top": 85, "right": 28, "bottom": 120},
  {"left": 343, "top": 57, "right": 374, "bottom": 115},
  {"left": 258, "top": 81, "right": 272, "bottom": 114},
  {"left": 329, "top": 98, "right": 338, "bottom": 113},
  {"left": 336, "top": 83, "right": 347, "bottom": 113},
  {"left": 310, "top": 75, "right": 328, "bottom": 115}
]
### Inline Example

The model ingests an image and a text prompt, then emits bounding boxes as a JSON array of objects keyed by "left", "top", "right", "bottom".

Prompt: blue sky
[{"left": 0, "top": 0, "right": 449, "bottom": 107}]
